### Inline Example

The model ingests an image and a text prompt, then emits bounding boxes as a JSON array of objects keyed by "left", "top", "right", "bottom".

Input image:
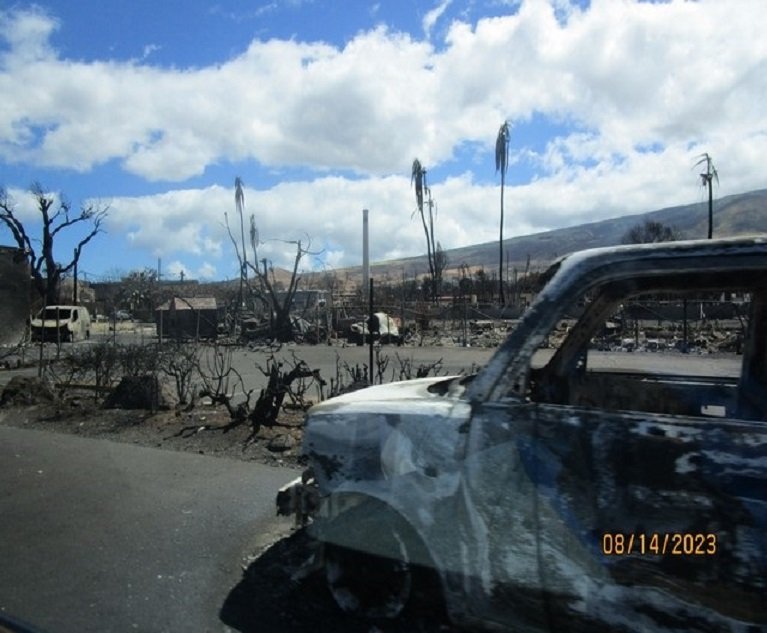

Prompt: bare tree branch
[{"left": 0, "top": 185, "right": 107, "bottom": 304}]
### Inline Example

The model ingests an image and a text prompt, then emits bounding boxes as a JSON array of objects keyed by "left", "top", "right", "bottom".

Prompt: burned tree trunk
[{"left": 250, "top": 357, "right": 316, "bottom": 428}]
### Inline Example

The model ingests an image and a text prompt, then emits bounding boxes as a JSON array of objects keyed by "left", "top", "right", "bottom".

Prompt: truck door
[{"left": 464, "top": 397, "right": 767, "bottom": 632}]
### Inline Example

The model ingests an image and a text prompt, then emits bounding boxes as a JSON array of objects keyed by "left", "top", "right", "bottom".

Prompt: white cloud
[
  {"left": 1, "top": 1, "right": 764, "bottom": 183},
  {"left": 197, "top": 262, "right": 217, "bottom": 280},
  {"left": 423, "top": 0, "right": 452, "bottom": 39},
  {"left": 1, "top": 187, "right": 51, "bottom": 222},
  {"left": 321, "top": 249, "right": 346, "bottom": 270},
  {"left": 202, "top": 237, "right": 223, "bottom": 258},
  {"left": 92, "top": 173, "right": 514, "bottom": 274},
  {"left": 0, "top": 186, "right": 96, "bottom": 228},
  {"left": 0, "top": 7, "right": 58, "bottom": 65},
  {"left": 163, "top": 260, "right": 216, "bottom": 282},
  {"left": 114, "top": 186, "right": 230, "bottom": 258},
  {"left": 141, "top": 44, "right": 161, "bottom": 60},
  {"left": 165, "top": 260, "right": 191, "bottom": 280},
  {"left": 1, "top": 1, "right": 766, "bottom": 276}
]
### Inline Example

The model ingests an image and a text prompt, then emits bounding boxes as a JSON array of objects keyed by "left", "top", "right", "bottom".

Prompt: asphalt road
[
  {"left": 221, "top": 343, "right": 495, "bottom": 393},
  {"left": 0, "top": 338, "right": 496, "bottom": 394},
  {"left": 0, "top": 426, "right": 300, "bottom": 633}
]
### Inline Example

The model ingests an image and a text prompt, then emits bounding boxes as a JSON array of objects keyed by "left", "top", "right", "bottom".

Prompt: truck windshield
[{"left": 40, "top": 308, "right": 72, "bottom": 320}]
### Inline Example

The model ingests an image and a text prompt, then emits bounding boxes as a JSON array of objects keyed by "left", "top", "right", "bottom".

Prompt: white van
[{"left": 30, "top": 305, "right": 91, "bottom": 342}]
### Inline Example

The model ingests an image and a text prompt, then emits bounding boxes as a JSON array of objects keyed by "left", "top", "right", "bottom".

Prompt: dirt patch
[{"left": 0, "top": 397, "right": 308, "bottom": 468}]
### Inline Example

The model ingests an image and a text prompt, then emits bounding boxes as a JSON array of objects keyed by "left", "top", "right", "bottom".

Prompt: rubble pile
[
  {"left": 332, "top": 316, "right": 746, "bottom": 353},
  {"left": 588, "top": 320, "right": 744, "bottom": 354}
]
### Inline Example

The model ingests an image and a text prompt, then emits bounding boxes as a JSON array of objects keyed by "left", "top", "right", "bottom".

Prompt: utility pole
[
  {"left": 362, "top": 209, "right": 370, "bottom": 307},
  {"left": 401, "top": 267, "right": 405, "bottom": 341},
  {"left": 368, "top": 278, "right": 374, "bottom": 385},
  {"left": 72, "top": 248, "right": 78, "bottom": 304}
]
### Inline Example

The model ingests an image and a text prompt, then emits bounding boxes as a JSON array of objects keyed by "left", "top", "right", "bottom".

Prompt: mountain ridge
[{"left": 342, "top": 188, "right": 767, "bottom": 281}]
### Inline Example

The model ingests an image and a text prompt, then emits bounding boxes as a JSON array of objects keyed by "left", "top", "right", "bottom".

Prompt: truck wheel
[
  {"left": 321, "top": 501, "right": 443, "bottom": 620},
  {"left": 325, "top": 529, "right": 412, "bottom": 619}
]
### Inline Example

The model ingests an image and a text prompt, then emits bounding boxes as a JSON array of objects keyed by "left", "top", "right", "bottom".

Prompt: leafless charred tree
[
  {"left": 196, "top": 342, "right": 255, "bottom": 427},
  {"left": 160, "top": 343, "right": 200, "bottom": 406},
  {"left": 393, "top": 352, "right": 445, "bottom": 381},
  {"left": 0, "top": 184, "right": 107, "bottom": 305},
  {"left": 251, "top": 352, "right": 323, "bottom": 427},
  {"left": 326, "top": 353, "right": 363, "bottom": 397},
  {"left": 247, "top": 234, "right": 319, "bottom": 342},
  {"left": 374, "top": 348, "right": 390, "bottom": 385},
  {"left": 176, "top": 344, "right": 323, "bottom": 445},
  {"left": 621, "top": 220, "right": 680, "bottom": 244},
  {"left": 225, "top": 187, "right": 319, "bottom": 342}
]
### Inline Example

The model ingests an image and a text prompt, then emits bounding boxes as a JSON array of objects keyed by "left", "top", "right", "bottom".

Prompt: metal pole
[
  {"left": 73, "top": 249, "right": 78, "bottom": 304},
  {"left": 463, "top": 296, "right": 468, "bottom": 347},
  {"left": 55, "top": 306, "right": 61, "bottom": 358},
  {"left": 401, "top": 267, "right": 405, "bottom": 342},
  {"left": 37, "top": 298, "right": 46, "bottom": 378},
  {"left": 362, "top": 209, "right": 369, "bottom": 306},
  {"left": 369, "top": 278, "right": 374, "bottom": 385},
  {"left": 707, "top": 178, "right": 713, "bottom": 240}
]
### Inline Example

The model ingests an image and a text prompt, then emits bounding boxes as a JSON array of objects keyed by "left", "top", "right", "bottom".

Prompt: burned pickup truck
[{"left": 280, "top": 237, "right": 767, "bottom": 632}]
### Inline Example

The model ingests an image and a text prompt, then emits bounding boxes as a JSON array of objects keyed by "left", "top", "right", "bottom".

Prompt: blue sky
[{"left": 0, "top": 0, "right": 765, "bottom": 283}]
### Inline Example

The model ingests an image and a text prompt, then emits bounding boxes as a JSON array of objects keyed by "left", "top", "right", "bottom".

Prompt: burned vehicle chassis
[{"left": 280, "top": 237, "right": 767, "bottom": 632}]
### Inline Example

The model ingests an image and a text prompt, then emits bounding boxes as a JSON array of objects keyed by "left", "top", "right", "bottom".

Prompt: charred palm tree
[
  {"left": 495, "top": 122, "right": 510, "bottom": 304},
  {"left": 695, "top": 153, "right": 719, "bottom": 239},
  {"left": 235, "top": 177, "right": 248, "bottom": 303},
  {"left": 411, "top": 159, "right": 435, "bottom": 298}
]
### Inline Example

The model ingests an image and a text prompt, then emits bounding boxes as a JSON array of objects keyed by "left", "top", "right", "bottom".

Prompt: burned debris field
[{"left": 1, "top": 238, "right": 766, "bottom": 633}]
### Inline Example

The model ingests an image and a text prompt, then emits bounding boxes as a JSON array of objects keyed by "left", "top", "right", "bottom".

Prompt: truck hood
[
  {"left": 30, "top": 319, "right": 71, "bottom": 328},
  {"left": 303, "top": 375, "right": 473, "bottom": 492},
  {"left": 309, "top": 375, "right": 469, "bottom": 415}
]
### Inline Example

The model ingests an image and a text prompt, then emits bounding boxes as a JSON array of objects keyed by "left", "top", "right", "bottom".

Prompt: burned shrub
[
  {"left": 102, "top": 375, "right": 178, "bottom": 411},
  {"left": 159, "top": 343, "right": 200, "bottom": 406},
  {"left": 119, "top": 343, "right": 164, "bottom": 377},
  {"left": 0, "top": 376, "right": 55, "bottom": 406},
  {"left": 63, "top": 342, "right": 121, "bottom": 400}
]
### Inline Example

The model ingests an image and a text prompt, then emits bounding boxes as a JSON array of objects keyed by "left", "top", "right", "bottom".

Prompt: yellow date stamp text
[{"left": 601, "top": 532, "right": 717, "bottom": 556}]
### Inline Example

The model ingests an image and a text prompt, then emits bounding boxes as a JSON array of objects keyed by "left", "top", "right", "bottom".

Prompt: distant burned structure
[
  {"left": 155, "top": 296, "right": 218, "bottom": 339},
  {"left": 0, "top": 245, "right": 30, "bottom": 345}
]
